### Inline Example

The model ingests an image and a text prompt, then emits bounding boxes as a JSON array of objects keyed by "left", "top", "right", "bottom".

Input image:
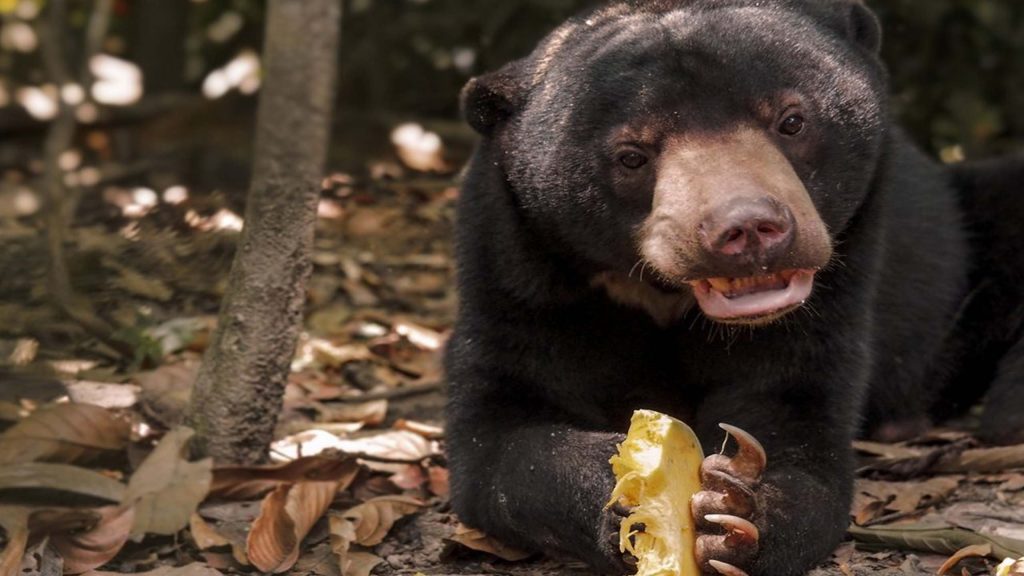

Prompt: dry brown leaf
[
  {"left": 427, "top": 466, "right": 449, "bottom": 497},
  {"left": 937, "top": 543, "right": 992, "bottom": 575},
  {"left": 341, "top": 551, "right": 383, "bottom": 576},
  {"left": 124, "top": 427, "right": 213, "bottom": 538},
  {"left": 318, "top": 400, "right": 388, "bottom": 427},
  {"left": 135, "top": 362, "right": 199, "bottom": 428},
  {"left": 64, "top": 381, "right": 140, "bottom": 409},
  {"left": 448, "top": 523, "right": 532, "bottom": 562},
  {"left": 389, "top": 465, "right": 426, "bottom": 490},
  {"left": 0, "top": 401, "right": 22, "bottom": 423},
  {"left": 328, "top": 497, "right": 421, "bottom": 576},
  {"left": 0, "top": 462, "right": 126, "bottom": 504},
  {"left": 0, "top": 507, "right": 30, "bottom": 576},
  {"left": 47, "top": 505, "right": 135, "bottom": 574},
  {"left": 934, "top": 445, "right": 1024, "bottom": 473},
  {"left": 247, "top": 480, "right": 343, "bottom": 573},
  {"left": 0, "top": 403, "right": 129, "bottom": 464},
  {"left": 211, "top": 455, "right": 359, "bottom": 500},
  {"left": 393, "top": 419, "right": 444, "bottom": 439},
  {"left": 189, "top": 512, "right": 231, "bottom": 550},
  {"left": 334, "top": 431, "right": 439, "bottom": 474},
  {"left": 310, "top": 340, "right": 372, "bottom": 368},
  {"left": 341, "top": 496, "right": 423, "bottom": 546},
  {"left": 852, "top": 441, "right": 923, "bottom": 459},
  {"left": 853, "top": 477, "right": 960, "bottom": 523}
]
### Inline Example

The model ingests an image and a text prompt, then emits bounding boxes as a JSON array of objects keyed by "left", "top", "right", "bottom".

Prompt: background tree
[{"left": 186, "top": 0, "right": 342, "bottom": 464}]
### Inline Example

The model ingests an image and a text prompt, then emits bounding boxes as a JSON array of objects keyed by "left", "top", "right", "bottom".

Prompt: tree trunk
[{"left": 187, "top": 0, "right": 341, "bottom": 465}]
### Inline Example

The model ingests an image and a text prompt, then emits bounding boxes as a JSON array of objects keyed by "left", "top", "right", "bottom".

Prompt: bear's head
[{"left": 462, "top": 0, "right": 888, "bottom": 325}]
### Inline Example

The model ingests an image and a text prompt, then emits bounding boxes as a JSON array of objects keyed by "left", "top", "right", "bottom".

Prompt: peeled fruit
[
  {"left": 996, "top": 557, "right": 1024, "bottom": 576},
  {"left": 607, "top": 410, "right": 704, "bottom": 576}
]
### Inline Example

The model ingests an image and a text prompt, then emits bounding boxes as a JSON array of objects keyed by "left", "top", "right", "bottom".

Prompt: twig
[
  {"left": 330, "top": 380, "right": 444, "bottom": 403},
  {"left": 38, "top": 0, "right": 131, "bottom": 357}
]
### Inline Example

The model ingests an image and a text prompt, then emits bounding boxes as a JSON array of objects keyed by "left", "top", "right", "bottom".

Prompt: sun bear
[{"left": 444, "top": 1, "right": 1024, "bottom": 574}]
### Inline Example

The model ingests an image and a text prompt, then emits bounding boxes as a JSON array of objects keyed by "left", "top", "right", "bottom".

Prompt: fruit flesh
[{"left": 608, "top": 410, "right": 704, "bottom": 576}]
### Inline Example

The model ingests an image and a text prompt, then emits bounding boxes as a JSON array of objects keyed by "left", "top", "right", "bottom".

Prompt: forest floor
[{"left": 0, "top": 98, "right": 1022, "bottom": 576}]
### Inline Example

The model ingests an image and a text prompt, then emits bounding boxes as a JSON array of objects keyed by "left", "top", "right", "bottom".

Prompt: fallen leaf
[
  {"left": 942, "top": 502, "right": 1024, "bottom": 541},
  {"left": 328, "top": 516, "right": 388, "bottom": 576},
  {"left": 340, "top": 496, "right": 423, "bottom": 546},
  {"left": 189, "top": 512, "right": 230, "bottom": 550},
  {"left": 447, "top": 523, "right": 532, "bottom": 562},
  {"left": 64, "top": 381, "right": 140, "bottom": 409},
  {"left": 934, "top": 445, "right": 1024, "bottom": 473},
  {"left": 853, "top": 477, "right": 960, "bottom": 523},
  {"left": 427, "top": 466, "right": 449, "bottom": 497},
  {"left": 135, "top": 362, "right": 199, "bottom": 428},
  {"left": 317, "top": 400, "right": 388, "bottom": 427},
  {"left": 210, "top": 455, "right": 359, "bottom": 500},
  {"left": 124, "top": 427, "right": 213, "bottom": 537},
  {"left": 848, "top": 524, "right": 1024, "bottom": 560},
  {"left": 247, "top": 480, "right": 343, "bottom": 573},
  {"left": 937, "top": 543, "right": 992, "bottom": 575},
  {"left": 270, "top": 430, "right": 347, "bottom": 461},
  {"left": 310, "top": 340, "right": 372, "bottom": 368},
  {"left": 393, "top": 320, "right": 445, "bottom": 351},
  {"left": 0, "top": 401, "right": 22, "bottom": 423},
  {"left": 393, "top": 419, "right": 444, "bottom": 439},
  {"left": 334, "top": 430, "right": 439, "bottom": 474},
  {"left": 291, "top": 542, "right": 341, "bottom": 576},
  {"left": 0, "top": 403, "right": 129, "bottom": 464},
  {"left": 0, "top": 462, "right": 125, "bottom": 504},
  {"left": 341, "top": 551, "right": 383, "bottom": 576},
  {"left": 145, "top": 317, "right": 217, "bottom": 355},
  {"left": 47, "top": 505, "right": 134, "bottom": 574},
  {"left": 0, "top": 507, "right": 30, "bottom": 576}
]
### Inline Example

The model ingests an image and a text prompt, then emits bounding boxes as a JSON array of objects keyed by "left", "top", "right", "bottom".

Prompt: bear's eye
[
  {"left": 779, "top": 114, "right": 806, "bottom": 136},
  {"left": 619, "top": 151, "right": 648, "bottom": 170}
]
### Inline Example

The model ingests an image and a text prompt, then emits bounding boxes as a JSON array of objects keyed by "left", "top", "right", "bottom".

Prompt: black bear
[{"left": 444, "top": 1, "right": 1024, "bottom": 575}]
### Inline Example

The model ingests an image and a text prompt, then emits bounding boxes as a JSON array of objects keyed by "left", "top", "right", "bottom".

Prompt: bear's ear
[
  {"left": 461, "top": 59, "right": 529, "bottom": 135},
  {"left": 845, "top": 1, "right": 882, "bottom": 54}
]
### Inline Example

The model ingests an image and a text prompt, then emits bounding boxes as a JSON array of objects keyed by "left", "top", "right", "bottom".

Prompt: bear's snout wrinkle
[{"left": 700, "top": 196, "right": 796, "bottom": 263}]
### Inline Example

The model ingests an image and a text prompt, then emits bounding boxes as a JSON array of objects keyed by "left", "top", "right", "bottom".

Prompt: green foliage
[{"left": 873, "top": 0, "right": 1024, "bottom": 156}]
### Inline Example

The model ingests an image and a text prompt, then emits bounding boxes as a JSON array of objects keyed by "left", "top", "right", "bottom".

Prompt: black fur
[{"left": 445, "top": 1, "right": 1023, "bottom": 574}]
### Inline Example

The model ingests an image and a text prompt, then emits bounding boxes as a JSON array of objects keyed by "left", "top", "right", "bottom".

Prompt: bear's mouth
[{"left": 689, "top": 269, "right": 815, "bottom": 324}]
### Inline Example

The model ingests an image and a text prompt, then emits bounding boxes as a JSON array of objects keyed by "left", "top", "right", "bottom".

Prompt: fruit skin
[{"left": 608, "top": 410, "right": 705, "bottom": 576}]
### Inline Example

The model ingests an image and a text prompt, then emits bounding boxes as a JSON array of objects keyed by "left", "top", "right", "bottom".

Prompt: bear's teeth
[{"left": 707, "top": 278, "right": 732, "bottom": 292}]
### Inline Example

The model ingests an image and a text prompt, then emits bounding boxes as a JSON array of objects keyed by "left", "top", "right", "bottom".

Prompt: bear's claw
[
  {"left": 693, "top": 425, "right": 766, "bottom": 575},
  {"left": 708, "top": 560, "right": 750, "bottom": 576}
]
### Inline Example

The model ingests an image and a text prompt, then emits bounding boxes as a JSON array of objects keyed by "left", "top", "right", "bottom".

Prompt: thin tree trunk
[
  {"left": 187, "top": 0, "right": 341, "bottom": 464},
  {"left": 40, "top": 0, "right": 127, "bottom": 354}
]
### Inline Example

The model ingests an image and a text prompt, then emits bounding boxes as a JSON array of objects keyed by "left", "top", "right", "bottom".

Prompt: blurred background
[{"left": 0, "top": 0, "right": 1022, "bottom": 364}]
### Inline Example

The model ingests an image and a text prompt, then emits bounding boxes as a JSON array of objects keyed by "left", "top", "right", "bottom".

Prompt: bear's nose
[{"left": 700, "top": 197, "right": 795, "bottom": 261}]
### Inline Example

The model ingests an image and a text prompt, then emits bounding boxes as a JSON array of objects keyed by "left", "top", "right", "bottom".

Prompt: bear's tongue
[{"left": 690, "top": 270, "right": 815, "bottom": 321}]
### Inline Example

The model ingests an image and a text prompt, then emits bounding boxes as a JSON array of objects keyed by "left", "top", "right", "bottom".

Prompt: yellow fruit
[{"left": 607, "top": 410, "right": 704, "bottom": 576}]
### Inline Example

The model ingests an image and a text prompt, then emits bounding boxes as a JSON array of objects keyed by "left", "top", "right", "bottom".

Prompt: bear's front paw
[
  {"left": 691, "top": 425, "right": 766, "bottom": 576},
  {"left": 596, "top": 502, "right": 639, "bottom": 575}
]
